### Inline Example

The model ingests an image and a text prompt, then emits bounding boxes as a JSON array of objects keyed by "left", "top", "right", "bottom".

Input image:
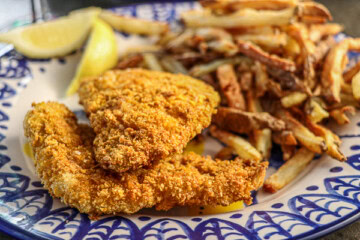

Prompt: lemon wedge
[
  {"left": 0, "top": 8, "right": 100, "bottom": 58},
  {"left": 66, "top": 18, "right": 118, "bottom": 96},
  {"left": 188, "top": 201, "right": 244, "bottom": 215}
]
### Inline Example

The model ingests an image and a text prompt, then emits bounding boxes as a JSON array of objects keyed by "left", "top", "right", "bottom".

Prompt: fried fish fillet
[
  {"left": 24, "top": 102, "right": 267, "bottom": 218},
  {"left": 78, "top": 69, "right": 220, "bottom": 173}
]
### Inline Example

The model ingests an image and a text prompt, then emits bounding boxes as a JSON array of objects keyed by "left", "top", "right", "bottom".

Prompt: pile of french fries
[{"left": 112, "top": 0, "right": 360, "bottom": 193}]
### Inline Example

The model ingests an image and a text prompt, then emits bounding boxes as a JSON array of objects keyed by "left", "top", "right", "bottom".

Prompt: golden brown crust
[
  {"left": 78, "top": 69, "right": 220, "bottom": 173},
  {"left": 23, "top": 102, "right": 267, "bottom": 218}
]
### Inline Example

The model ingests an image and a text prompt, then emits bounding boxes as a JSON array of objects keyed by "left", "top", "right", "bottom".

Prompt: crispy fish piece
[
  {"left": 78, "top": 69, "right": 220, "bottom": 173},
  {"left": 24, "top": 102, "right": 267, "bottom": 218}
]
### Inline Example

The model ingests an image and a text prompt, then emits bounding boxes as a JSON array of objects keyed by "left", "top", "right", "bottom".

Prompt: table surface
[{"left": 0, "top": 0, "right": 359, "bottom": 239}]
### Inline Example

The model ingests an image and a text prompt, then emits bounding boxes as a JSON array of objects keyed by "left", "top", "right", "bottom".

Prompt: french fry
[
  {"left": 306, "top": 120, "right": 346, "bottom": 161},
  {"left": 281, "top": 92, "right": 308, "bottom": 108},
  {"left": 100, "top": 10, "right": 168, "bottom": 35},
  {"left": 313, "top": 36, "right": 336, "bottom": 64},
  {"left": 190, "top": 57, "right": 250, "bottom": 77},
  {"left": 253, "top": 61, "right": 269, "bottom": 97},
  {"left": 305, "top": 98, "right": 329, "bottom": 123},
  {"left": 281, "top": 144, "right": 296, "bottom": 161},
  {"left": 217, "top": 64, "right": 246, "bottom": 110},
  {"left": 298, "top": 1, "right": 332, "bottom": 21},
  {"left": 322, "top": 38, "right": 360, "bottom": 103},
  {"left": 200, "top": 0, "right": 298, "bottom": 12},
  {"left": 309, "top": 23, "right": 343, "bottom": 42},
  {"left": 240, "top": 71, "right": 253, "bottom": 91},
  {"left": 207, "top": 39, "right": 239, "bottom": 56},
  {"left": 181, "top": 8, "right": 295, "bottom": 28},
  {"left": 284, "top": 37, "right": 301, "bottom": 58},
  {"left": 236, "top": 33, "right": 287, "bottom": 49},
  {"left": 267, "top": 79, "right": 284, "bottom": 98},
  {"left": 124, "top": 45, "right": 162, "bottom": 55},
  {"left": 277, "top": 110, "right": 326, "bottom": 153},
  {"left": 116, "top": 54, "right": 144, "bottom": 69},
  {"left": 237, "top": 40, "right": 296, "bottom": 72},
  {"left": 253, "top": 128, "right": 272, "bottom": 160},
  {"left": 213, "top": 107, "right": 286, "bottom": 133},
  {"left": 267, "top": 67, "right": 309, "bottom": 93},
  {"left": 330, "top": 106, "right": 356, "bottom": 125},
  {"left": 286, "top": 23, "right": 316, "bottom": 89},
  {"left": 209, "top": 125, "right": 262, "bottom": 162},
  {"left": 344, "top": 60, "right": 360, "bottom": 83},
  {"left": 215, "top": 146, "right": 235, "bottom": 160},
  {"left": 143, "top": 53, "right": 163, "bottom": 71},
  {"left": 352, "top": 70, "right": 360, "bottom": 101},
  {"left": 264, "top": 147, "right": 315, "bottom": 193},
  {"left": 160, "top": 56, "right": 188, "bottom": 74},
  {"left": 273, "top": 130, "right": 297, "bottom": 146},
  {"left": 247, "top": 90, "right": 263, "bottom": 112}
]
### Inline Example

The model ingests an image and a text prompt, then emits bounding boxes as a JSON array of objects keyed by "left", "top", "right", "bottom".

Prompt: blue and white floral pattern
[{"left": 0, "top": 2, "right": 360, "bottom": 239}]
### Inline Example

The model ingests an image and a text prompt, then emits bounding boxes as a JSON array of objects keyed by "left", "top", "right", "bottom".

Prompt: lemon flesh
[
  {"left": 66, "top": 18, "right": 118, "bottom": 96},
  {"left": 188, "top": 201, "right": 245, "bottom": 215},
  {"left": 0, "top": 12, "right": 97, "bottom": 58}
]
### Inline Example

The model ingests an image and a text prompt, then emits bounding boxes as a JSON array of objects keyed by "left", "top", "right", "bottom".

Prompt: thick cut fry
[
  {"left": 273, "top": 130, "right": 297, "bottom": 146},
  {"left": 344, "top": 60, "right": 360, "bottom": 83},
  {"left": 240, "top": 71, "right": 253, "bottom": 91},
  {"left": 116, "top": 54, "right": 144, "bottom": 70},
  {"left": 322, "top": 38, "right": 360, "bottom": 103},
  {"left": 330, "top": 106, "right": 356, "bottom": 125},
  {"left": 217, "top": 64, "right": 246, "bottom": 110},
  {"left": 253, "top": 61, "right": 269, "bottom": 97},
  {"left": 100, "top": 10, "right": 168, "bottom": 35},
  {"left": 207, "top": 39, "right": 239, "bottom": 56},
  {"left": 298, "top": 2, "right": 332, "bottom": 21},
  {"left": 313, "top": 36, "right": 336, "bottom": 64},
  {"left": 352, "top": 70, "right": 360, "bottom": 101},
  {"left": 264, "top": 148, "right": 315, "bottom": 193},
  {"left": 306, "top": 120, "right": 346, "bottom": 161},
  {"left": 160, "top": 56, "right": 188, "bottom": 74},
  {"left": 309, "top": 23, "right": 343, "bottom": 42},
  {"left": 236, "top": 33, "right": 287, "bottom": 49},
  {"left": 277, "top": 110, "right": 326, "bottom": 153},
  {"left": 215, "top": 146, "right": 235, "bottom": 160},
  {"left": 200, "top": 0, "right": 298, "bottom": 12},
  {"left": 253, "top": 128, "right": 272, "bottom": 160},
  {"left": 213, "top": 107, "right": 286, "bottom": 133},
  {"left": 267, "top": 79, "right": 283, "bottom": 98},
  {"left": 287, "top": 24, "right": 316, "bottom": 89},
  {"left": 305, "top": 98, "right": 329, "bottom": 123},
  {"left": 143, "top": 53, "right": 163, "bottom": 71},
  {"left": 181, "top": 8, "right": 295, "bottom": 28},
  {"left": 281, "top": 92, "right": 308, "bottom": 108},
  {"left": 210, "top": 126, "right": 262, "bottom": 162},
  {"left": 190, "top": 57, "right": 250, "bottom": 77},
  {"left": 246, "top": 90, "right": 263, "bottom": 113},
  {"left": 267, "top": 67, "right": 309, "bottom": 93},
  {"left": 281, "top": 145, "right": 296, "bottom": 161},
  {"left": 237, "top": 40, "right": 296, "bottom": 72}
]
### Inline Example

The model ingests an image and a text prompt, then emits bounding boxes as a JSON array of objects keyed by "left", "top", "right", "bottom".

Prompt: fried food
[
  {"left": 24, "top": 102, "right": 267, "bottom": 218},
  {"left": 78, "top": 69, "right": 220, "bottom": 173}
]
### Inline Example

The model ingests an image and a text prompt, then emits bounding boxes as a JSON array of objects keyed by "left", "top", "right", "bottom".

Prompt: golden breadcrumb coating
[
  {"left": 23, "top": 102, "right": 267, "bottom": 218},
  {"left": 78, "top": 69, "right": 220, "bottom": 173}
]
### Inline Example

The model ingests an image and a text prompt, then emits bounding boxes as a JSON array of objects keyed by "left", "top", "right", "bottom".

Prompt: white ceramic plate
[{"left": 0, "top": 2, "right": 360, "bottom": 239}]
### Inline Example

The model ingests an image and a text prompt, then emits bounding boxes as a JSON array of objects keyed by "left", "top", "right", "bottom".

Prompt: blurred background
[
  {"left": 0, "top": 0, "right": 359, "bottom": 239},
  {"left": 1, "top": 0, "right": 360, "bottom": 37}
]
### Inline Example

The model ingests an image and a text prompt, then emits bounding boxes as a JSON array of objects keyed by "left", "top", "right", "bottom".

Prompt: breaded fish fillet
[
  {"left": 78, "top": 69, "right": 220, "bottom": 173},
  {"left": 24, "top": 102, "right": 267, "bottom": 218}
]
